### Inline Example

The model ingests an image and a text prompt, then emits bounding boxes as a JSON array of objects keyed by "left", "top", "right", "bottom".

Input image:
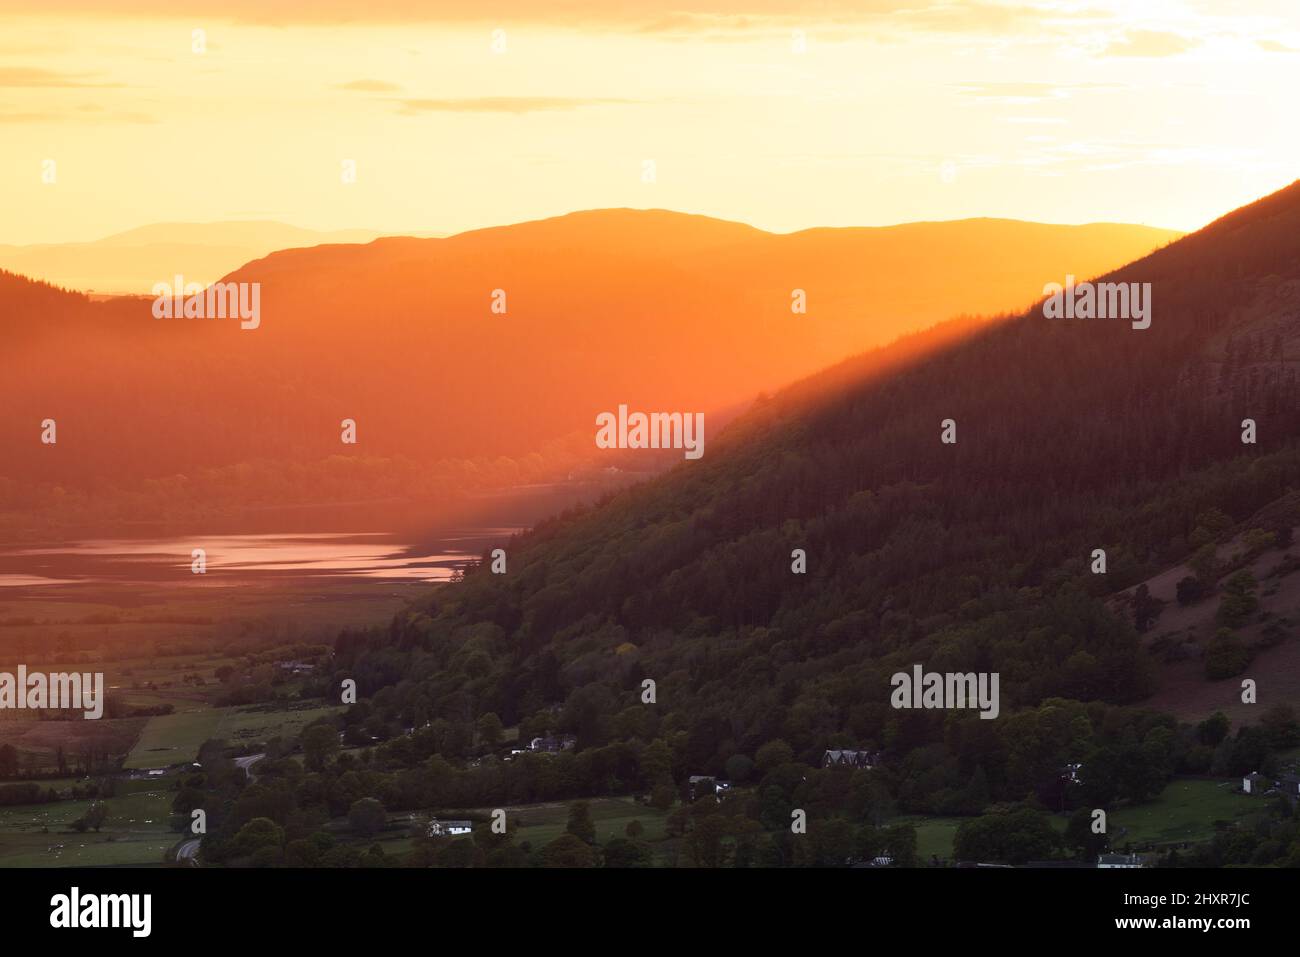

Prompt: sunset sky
[{"left": 2, "top": 0, "right": 1298, "bottom": 244}]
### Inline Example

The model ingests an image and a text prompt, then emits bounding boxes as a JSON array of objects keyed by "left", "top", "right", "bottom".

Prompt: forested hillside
[
  {"left": 341, "top": 180, "right": 1300, "bottom": 719},
  {"left": 195, "top": 183, "right": 1300, "bottom": 867},
  {"left": 322, "top": 179, "right": 1300, "bottom": 790}
]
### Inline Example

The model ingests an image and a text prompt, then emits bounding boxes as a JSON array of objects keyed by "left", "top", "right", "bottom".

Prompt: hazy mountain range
[
  {"left": 0, "top": 222, "right": 414, "bottom": 295},
  {"left": 0, "top": 211, "right": 1177, "bottom": 539}
]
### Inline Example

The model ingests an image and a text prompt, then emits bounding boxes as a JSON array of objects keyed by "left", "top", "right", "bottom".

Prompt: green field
[
  {"left": 1109, "top": 778, "right": 1264, "bottom": 847},
  {"left": 893, "top": 814, "right": 1054, "bottom": 861},
  {"left": 0, "top": 786, "right": 176, "bottom": 867},
  {"left": 900, "top": 816, "right": 964, "bottom": 861},
  {"left": 898, "top": 777, "right": 1261, "bottom": 861},
  {"left": 1, "top": 695, "right": 345, "bottom": 867},
  {"left": 0, "top": 578, "right": 399, "bottom": 776},
  {"left": 467, "top": 796, "right": 670, "bottom": 849},
  {"left": 123, "top": 711, "right": 222, "bottom": 770},
  {"left": 0, "top": 582, "right": 411, "bottom": 654},
  {"left": 125, "top": 702, "right": 343, "bottom": 769}
]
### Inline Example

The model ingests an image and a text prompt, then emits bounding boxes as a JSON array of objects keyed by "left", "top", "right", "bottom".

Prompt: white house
[
  {"left": 427, "top": 819, "right": 473, "bottom": 837},
  {"left": 687, "top": 776, "right": 732, "bottom": 801},
  {"left": 1243, "top": 771, "right": 1267, "bottom": 794},
  {"left": 1097, "top": 853, "right": 1143, "bottom": 868}
]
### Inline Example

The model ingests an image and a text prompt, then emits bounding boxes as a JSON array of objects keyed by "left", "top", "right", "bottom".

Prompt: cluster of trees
[
  {"left": 0, "top": 741, "right": 121, "bottom": 780},
  {"left": 1149, "top": 506, "right": 1300, "bottom": 681},
  {"left": 0, "top": 782, "right": 60, "bottom": 807},
  {"left": 179, "top": 695, "right": 1298, "bottom": 867},
  {"left": 0, "top": 744, "right": 18, "bottom": 780},
  {"left": 1164, "top": 802, "right": 1300, "bottom": 867},
  {"left": 0, "top": 770, "right": 116, "bottom": 812},
  {"left": 409, "top": 799, "right": 919, "bottom": 869},
  {"left": 70, "top": 801, "right": 108, "bottom": 833}
]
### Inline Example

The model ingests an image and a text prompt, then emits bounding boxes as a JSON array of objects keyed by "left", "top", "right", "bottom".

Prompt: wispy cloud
[
  {"left": 337, "top": 79, "right": 402, "bottom": 92},
  {"left": 0, "top": 104, "right": 152, "bottom": 122},
  {"left": 1102, "top": 30, "right": 1198, "bottom": 58},
  {"left": 953, "top": 81, "right": 1125, "bottom": 104},
  {"left": 0, "top": 1, "right": 919, "bottom": 26},
  {"left": 394, "top": 96, "right": 636, "bottom": 115},
  {"left": 0, "top": 67, "right": 122, "bottom": 88},
  {"left": 0, "top": 0, "right": 1112, "bottom": 34}
]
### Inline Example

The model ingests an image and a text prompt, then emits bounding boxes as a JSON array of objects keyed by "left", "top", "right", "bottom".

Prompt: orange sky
[{"left": 1, "top": 0, "right": 1298, "bottom": 243}]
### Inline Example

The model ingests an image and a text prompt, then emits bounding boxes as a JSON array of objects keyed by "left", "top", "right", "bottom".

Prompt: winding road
[
  {"left": 234, "top": 753, "right": 265, "bottom": 780},
  {"left": 173, "top": 753, "right": 266, "bottom": 864}
]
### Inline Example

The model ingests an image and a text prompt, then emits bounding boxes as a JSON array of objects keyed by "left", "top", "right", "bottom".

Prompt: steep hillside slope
[{"left": 348, "top": 180, "right": 1300, "bottom": 752}]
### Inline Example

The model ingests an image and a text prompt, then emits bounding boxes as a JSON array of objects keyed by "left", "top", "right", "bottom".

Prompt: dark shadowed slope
[{"left": 356, "top": 180, "right": 1300, "bottom": 742}]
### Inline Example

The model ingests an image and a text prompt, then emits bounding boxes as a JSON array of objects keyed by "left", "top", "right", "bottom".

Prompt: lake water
[{"left": 0, "top": 529, "right": 522, "bottom": 588}]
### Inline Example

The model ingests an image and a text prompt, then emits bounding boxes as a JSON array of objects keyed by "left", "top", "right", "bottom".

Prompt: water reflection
[{"left": 0, "top": 530, "right": 520, "bottom": 587}]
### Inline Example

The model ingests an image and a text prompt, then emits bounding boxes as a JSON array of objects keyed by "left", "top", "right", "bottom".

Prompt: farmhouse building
[
  {"left": 427, "top": 819, "right": 473, "bottom": 837},
  {"left": 529, "top": 735, "right": 577, "bottom": 753},
  {"left": 1243, "top": 771, "right": 1268, "bottom": 794},
  {"left": 688, "top": 776, "right": 732, "bottom": 801}
]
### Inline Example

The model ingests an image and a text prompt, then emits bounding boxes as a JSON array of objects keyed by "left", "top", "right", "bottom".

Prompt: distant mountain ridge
[
  {"left": 0, "top": 221, "right": 403, "bottom": 295},
  {"left": 215, "top": 208, "right": 1180, "bottom": 456},
  {"left": 0, "top": 209, "right": 1179, "bottom": 537}
]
